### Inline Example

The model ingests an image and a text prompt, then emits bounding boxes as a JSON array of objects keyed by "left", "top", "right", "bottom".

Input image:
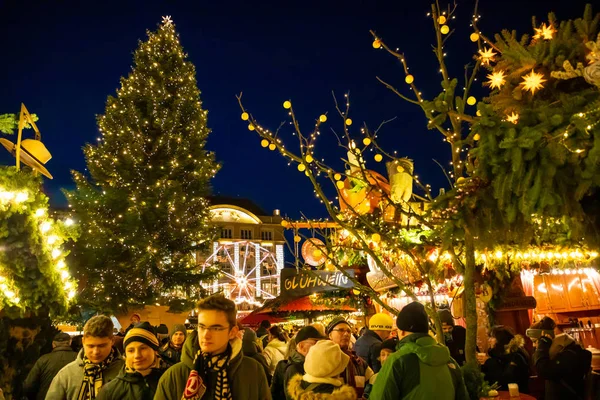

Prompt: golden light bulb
[
  {"left": 294, "top": 235, "right": 302, "bottom": 243},
  {"left": 470, "top": 32, "right": 479, "bottom": 42},
  {"left": 261, "top": 139, "right": 269, "bottom": 148},
  {"left": 336, "top": 180, "right": 345, "bottom": 189},
  {"left": 467, "top": 96, "right": 477, "bottom": 106},
  {"left": 319, "top": 115, "right": 327, "bottom": 122},
  {"left": 248, "top": 124, "right": 255, "bottom": 131},
  {"left": 334, "top": 173, "right": 342, "bottom": 181},
  {"left": 345, "top": 118, "right": 353, "bottom": 126},
  {"left": 473, "top": 133, "right": 481, "bottom": 141},
  {"left": 283, "top": 100, "right": 292, "bottom": 109},
  {"left": 374, "top": 154, "right": 383, "bottom": 162},
  {"left": 363, "top": 138, "right": 371, "bottom": 146},
  {"left": 305, "top": 154, "right": 314, "bottom": 163},
  {"left": 371, "top": 233, "right": 381, "bottom": 243},
  {"left": 298, "top": 164, "right": 306, "bottom": 172},
  {"left": 372, "top": 39, "right": 381, "bottom": 49},
  {"left": 440, "top": 25, "right": 450, "bottom": 35},
  {"left": 438, "top": 15, "right": 447, "bottom": 25},
  {"left": 405, "top": 74, "right": 414, "bottom": 84},
  {"left": 241, "top": 112, "right": 249, "bottom": 121},
  {"left": 269, "top": 143, "right": 276, "bottom": 151}
]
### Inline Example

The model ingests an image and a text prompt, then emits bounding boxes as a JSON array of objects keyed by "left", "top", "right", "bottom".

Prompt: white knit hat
[{"left": 303, "top": 340, "right": 349, "bottom": 378}]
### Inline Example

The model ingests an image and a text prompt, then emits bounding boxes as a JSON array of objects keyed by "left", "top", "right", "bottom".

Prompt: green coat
[
  {"left": 369, "top": 333, "right": 469, "bottom": 400},
  {"left": 96, "top": 366, "right": 163, "bottom": 400},
  {"left": 154, "top": 330, "right": 271, "bottom": 400}
]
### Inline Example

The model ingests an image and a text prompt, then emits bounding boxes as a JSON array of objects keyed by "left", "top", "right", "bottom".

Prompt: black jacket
[
  {"left": 354, "top": 330, "right": 383, "bottom": 372},
  {"left": 445, "top": 325, "right": 467, "bottom": 366},
  {"left": 270, "top": 352, "right": 305, "bottom": 400},
  {"left": 96, "top": 366, "right": 164, "bottom": 400},
  {"left": 23, "top": 345, "right": 77, "bottom": 400},
  {"left": 158, "top": 341, "right": 182, "bottom": 367},
  {"left": 482, "top": 335, "right": 530, "bottom": 393},
  {"left": 533, "top": 334, "right": 592, "bottom": 400}
]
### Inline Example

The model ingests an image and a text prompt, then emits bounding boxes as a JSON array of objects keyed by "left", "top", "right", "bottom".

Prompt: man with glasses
[
  {"left": 154, "top": 295, "right": 271, "bottom": 399},
  {"left": 326, "top": 317, "right": 374, "bottom": 399}
]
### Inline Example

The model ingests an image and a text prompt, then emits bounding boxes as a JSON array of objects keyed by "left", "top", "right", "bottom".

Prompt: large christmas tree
[{"left": 66, "top": 16, "right": 219, "bottom": 312}]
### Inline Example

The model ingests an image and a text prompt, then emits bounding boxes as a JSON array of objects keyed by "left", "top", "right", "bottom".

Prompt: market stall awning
[
  {"left": 238, "top": 313, "right": 287, "bottom": 326},
  {"left": 257, "top": 295, "right": 357, "bottom": 314}
]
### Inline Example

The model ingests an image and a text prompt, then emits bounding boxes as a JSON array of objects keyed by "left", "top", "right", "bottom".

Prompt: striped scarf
[
  {"left": 77, "top": 349, "right": 115, "bottom": 400},
  {"left": 182, "top": 346, "right": 232, "bottom": 400}
]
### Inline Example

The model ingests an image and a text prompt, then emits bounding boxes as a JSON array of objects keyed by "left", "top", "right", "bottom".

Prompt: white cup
[{"left": 508, "top": 383, "right": 519, "bottom": 397}]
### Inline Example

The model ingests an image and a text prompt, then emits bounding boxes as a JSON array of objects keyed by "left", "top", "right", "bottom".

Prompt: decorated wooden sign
[{"left": 280, "top": 268, "right": 354, "bottom": 297}]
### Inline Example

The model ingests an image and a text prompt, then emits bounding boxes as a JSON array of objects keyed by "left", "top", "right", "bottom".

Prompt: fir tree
[{"left": 66, "top": 16, "right": 219, "bottom": 312}]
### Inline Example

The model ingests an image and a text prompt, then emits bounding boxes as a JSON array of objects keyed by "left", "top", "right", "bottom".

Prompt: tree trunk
[{"left": 463, "top": 230, "right": 478, "bottom": 365}]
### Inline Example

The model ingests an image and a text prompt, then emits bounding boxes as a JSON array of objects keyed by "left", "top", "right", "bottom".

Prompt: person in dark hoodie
[
  {"left": 479, "top": 326, "right": 530, "bottom": 393},
  {"left": 257, "top": 320, "right": 272, "bottom": 350},
  {"left": 287, "top": 340, "right": 356, "bottom": 400},
  {"left": 438, "top": 308, "right": 468, "bottom": 366},
  {"left": 154, "top": 295, "right": 270, "bottom": 399},
  {"left": 159, "top": 324, "right": 187, "bottom": 367},
  {"left": 530, "top": 316, "right": 592, "bottom": 400},
  {"left": 96, "top": 322, "right": 165, "bottom": 400},
  {"left": 369, "top": 301, "right": 469, "bottom": 400},
  {"left": 23, "top": 332, "right": 77, "bottom": 400},
  {"left": 242, "top": 327, "right": 272, "bottom": 384}
]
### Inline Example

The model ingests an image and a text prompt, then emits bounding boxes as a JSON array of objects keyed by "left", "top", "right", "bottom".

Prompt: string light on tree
[
  {"left": 319, "top": 115, "right": 327, "bottom": 122},
  {"left": 345, "top": 118, "right": 353, "bottom": 126},
  {"left": 405, "top": 74, "right": 414, "bottom": 84},
  {"left": 269, "top": 143, "right": 276, "bottom": 151},
  {"left": 260, "top": 139, "right": 269, "bottom": 148},
  {"left": 440, "top": 25, "right": 450, "bottom": 35},
  {"left": 467, "top": 96, "right": 477, "bottom": 106},
  {"left": 470, "top": 32, "right": 479, "bottom": 42},
  {"left": 241, "top": 112, "right": 249, "bottom": 121},
  {"left": 283, "top": 101, "right": 292, "bottom": 109},
  {"left": 520, "top": 70, "right": 546, "bottom": 94},
  {"left": 374, "top": 154, "right": 383, "bottom": 162},
  {"left": 372, "top": 39, "right": 382, "bottom": 49}
]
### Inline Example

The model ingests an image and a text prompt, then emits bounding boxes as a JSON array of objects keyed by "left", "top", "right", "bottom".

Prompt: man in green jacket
[
  {"left": 369, "top": 301, "right": 469, "bottom": 400},
  {"left": 154, "top": 295, "right": 271, "bottom": 399}
]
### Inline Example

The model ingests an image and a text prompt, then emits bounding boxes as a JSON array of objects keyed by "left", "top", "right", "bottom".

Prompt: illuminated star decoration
[
  {"left": 161, "top": 15, "right": 173, "bottom": 26},
  {"left": 533, "top": 23, "right": 555, "bottom": 41},
  {"left": 520, "top": 70, "right": 547, "bottom": 95},
  {"left": 507, "top": 112, "right": 520, "bottom": 124},
  {"left": 486, "top": 70, "right": 506, "bottom": 90},
  {"left": 478, "top": 47, "right": 497, "bottom": 65}
]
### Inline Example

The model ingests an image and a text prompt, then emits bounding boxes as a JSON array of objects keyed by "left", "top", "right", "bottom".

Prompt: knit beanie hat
[
  {"left": 396, "top": 301, "right": 429, "bottom": 333},
  {"left": 124, "top": 322, "right": 159, "bottom": 351},
  {"left": 170, "top": 323, "right": 187, "bottom": 339},
  {"left": 369, "top": 313, "right": 394, "bottom": 330},
  {"left": 304, "top": 340, "right": 349, "bottom": 378},
  {"left": 326, "top": 317, "right": 350, "bottom": 335},
  {"left": 381, "top": 338, "right": 399, "bottom": 352},
  {"left": 437, "top": 309, "right": 455, "bottom": 327}
]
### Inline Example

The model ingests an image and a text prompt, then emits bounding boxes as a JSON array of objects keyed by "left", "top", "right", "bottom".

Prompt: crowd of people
[{"left": 9, "top": 295, "right": 594, "bottom": 400}]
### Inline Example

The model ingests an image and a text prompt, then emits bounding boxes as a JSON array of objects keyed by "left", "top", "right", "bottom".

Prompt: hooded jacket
[
  {"left": 242, "top": 328, "right": 272, "bottom": 383},
  {"left": 23, "top": 345, "right": 77, "bottom": 400},
  {"left": 45, "top": 348, "right": 124, "bottom": 400},
  {"left": 287, "top": 374, "right": 356, "bottom": 400},
  {"left": 533, "top": 333, "right": 592, "bottom": 400},
  {"left": 482, "top": 335, "right": 530, "bottom": 393},
  {"left": 95, "top": 366, "right": 163, "bottom": 400},
  {"left": 153, "top": 330, "right": 271, "bottom": 400},
  {"left": 354, "top": 329, "right": 384, "bottom": 373},
  {"left": 264, "top": 338, "right": 288, "bottom": 374},
  {"left": 369, "top": 333, "right": 469, "bottom": 400}
]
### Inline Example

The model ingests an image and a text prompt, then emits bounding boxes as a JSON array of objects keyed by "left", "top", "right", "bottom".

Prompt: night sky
[{"left": 0, "top": 0, "right": 587, "bottom": 219}]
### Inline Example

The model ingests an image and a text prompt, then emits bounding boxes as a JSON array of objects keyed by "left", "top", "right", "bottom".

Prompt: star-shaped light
[
  {"left": 478, "top": 47, "right": 497, "bottom": 65},
  {"left": 161, "top": 15, "right": 173, "bottom": 26},
  {"left": 507, "top": 112, "right": 520, "bottom": 124},
  {"left": 486, "top": 70, "right": 506, "bottom": 90},
  {"left": 533, "top": 23, "right": 555, "bottom": 41},
  {"left": 520, "top": 70, "right": 546, "bottom": 94}
]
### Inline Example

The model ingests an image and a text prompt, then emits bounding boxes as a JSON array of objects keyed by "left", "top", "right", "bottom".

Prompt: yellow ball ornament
[
  {"left": 374, "top": 154, "right": 383, "bottom": 162},
  {"left": 363, "top": 138, "right": 371, "bottom": 146},
  {"left": 474, "top": 133, "right": 481, "bottom": 141},
  {"left": 305, "top": 154, "right": 314, "bottom": 163},
  {"left": 470, "top": 32, "right": 480, "bottom": 42},
  {"left": 371, "top": 233, "right": 381, "bottom": 243},
  {"left": 437, "top": 15, "right": 447, "bottom": 25},
  {"left": 405, "top": 74, "right": 414, "bottom": 84},
  {"left": 467, "top": 96, "right": 477, "bottom": 106},
  {"left": 260, "top": 139, "right": 269, "bottom": 148},
  {"left": 319, "top": 114, "right": 327, "bottom": 123},
  {"left": 440, "top": 25, "right": 450, "bottom": 35},
  {"left": 294, "top": 235, "right": 302, "bottom": 243},
  {"left": 476, "top": 110, "right": 482, "bottom": 117},
  {"left": 372, "top": 39, "right": 382, "bottom": 49},
  {"left": 268, "top": 143, "right": 276, "bottom": 151},
  {"left": 298, "top": 164, "right": 306, "bottom": 172},
  {"left": 241, "top": 112, "right": 249, "bottom": 121},
  {"left": 457, "top": 177, "right": 466, "bottom": 184},
  {"left": 345, "top": 118, "right": 353, "bottom": 126},
  {"left": 248, "top": 124, "right": 255, "bottom": 131},
  {"left": 283, "top": 100, "right": 292, "bottom": 109},
  {"left": 334, "top": 173, "right": 342, "bottom": 181},
  {"left": 336, "top": 180, "right": 345, "bottom": 189}
]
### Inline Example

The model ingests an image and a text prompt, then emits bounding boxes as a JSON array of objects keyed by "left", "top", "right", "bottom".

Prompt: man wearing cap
[
  {"left": 23, "top": 332, "right": 77, "bottom": 400},
  {"left": 355, "top": 313, "right": 394, "bottom": 372},
  {"left": 270, "top": 326, "right": 326, "bottom": 400},
  {"left": 369, "top": 301, "right": 469, "bottom": 400},
  {"left": 438, "top": 308, "right": 467, "bottom": 366},
  {"left": 326, "top": 317, "right": 373, "bottom": 399},
  {"left": 97, "top": 322, "right": 165, "bottom": 399},
  {"left": 46, "top": 315, "right": 124, "bottom": 400},
  {"left": 159, "top": 324, "right": 187, "bottom": 367}
]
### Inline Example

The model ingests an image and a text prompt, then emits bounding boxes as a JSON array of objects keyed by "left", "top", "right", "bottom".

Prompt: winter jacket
[
  {"left": 369, "top": 333, "right": 469, "bottom": 400},
  {"left": 482, "top": 335, "right": 530, "bottom": 393},
  {"left": 45, "top": 348, "right": 124, "bottom": 400},
  {"left": 533, "top": 333, "right": 592, "bottom": 400},
  {"left": 340, "top": 349, "right": 373, "bottom": 398},
  {"left": 354, "top": 329, "right": 383, "bottom": 373},
  {"left": 95, "top": 366, "right": 163, "bottom": 400},
  {"left": 153, "top": 330, "right": 271, "bottom": 400},
  {"left": 257, "top": 327, "right": 270, "bottom": 350},
  {"left": 242, "top": 328, "right": 272, "bottom": 384},
  {"left": 270, "top": 352, "right": 306, "bottom": 400},
  {"left": 445, "top": 325, "right": 467, "bottom": 366},
  {"left": 158, "top": 341, "right": 182, "bottom": 367},
  {"left": 23, "top": 346, "right": 77, "bottom": 400},
  {"left": 287, "top": 374, "right": 356, "bottom": 400},
  {"left": 264, "top": 339, "right": 288, "bottom": 374}
]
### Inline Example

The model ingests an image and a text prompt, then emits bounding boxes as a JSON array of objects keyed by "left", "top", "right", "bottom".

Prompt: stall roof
[{"left": 238, "top": 313, "right": 287, "bottom": 326}]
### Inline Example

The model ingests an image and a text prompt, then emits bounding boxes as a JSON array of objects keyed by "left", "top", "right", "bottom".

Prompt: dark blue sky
[{"left": 0, "top": 0, "right": 585, "bottom": 219}]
